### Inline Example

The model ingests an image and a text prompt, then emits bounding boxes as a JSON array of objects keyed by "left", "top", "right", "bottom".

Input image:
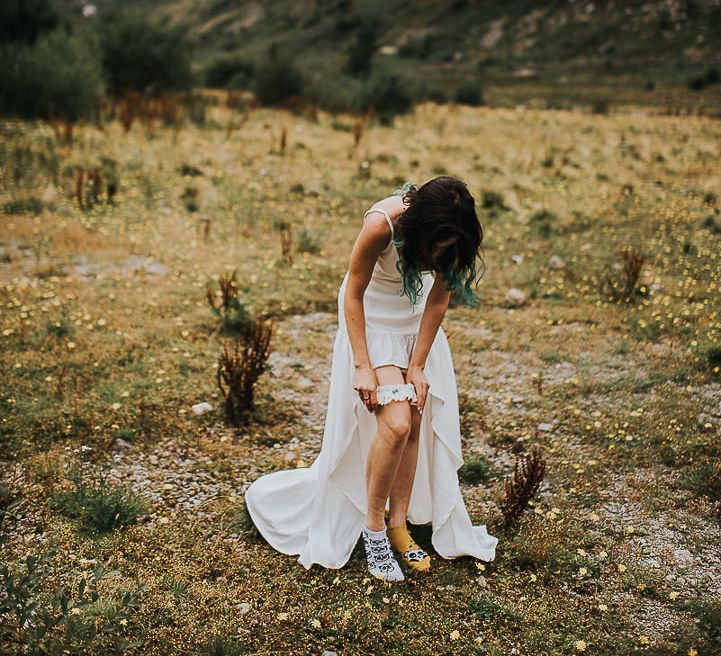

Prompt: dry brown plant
[
  {"left": 216, "top": 319, "right": 274, "bottom": 426},
  {"left": 501, "top": 445, "right": 546, "bottom": 527}
]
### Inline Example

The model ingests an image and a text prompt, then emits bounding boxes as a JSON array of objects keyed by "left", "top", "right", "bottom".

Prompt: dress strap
[{"left": 363, "top": 207, "right": 394, "bottom": 239}]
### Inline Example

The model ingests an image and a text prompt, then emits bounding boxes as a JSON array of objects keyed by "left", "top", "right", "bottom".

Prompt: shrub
[
  {"left": 599, "top": 246, "right": 646, "bottom": 304},
  {"left": 481, "top": 190, "right": 508, "bottom": 211},
  {"left": 344, "top": 17, "right": 379, "bottom": 77},
  {"left": 297, "top": 227, "right": 323, "bottom": 254},
  {"left": 529, "top": 208, "right": 557, "bottom": 239},
  {"left": 253, "top": 50, "right": 304, "bottom": 106},
  {"left": 206, "top": 270, "right": 254, "bottom": 335},
  {"left": 454, "top": 83, "right": 485, "bottom": 106},
  {"left": 591, "top": 99, "right": 610, "bottom": 114},
  {"left": 361, "top": 72, "right": 413, "bottom": 126},
  {"left": 0, "top": 540, "right": 145, "bottom": 654},
  {"left": 0, "top": 0, "right": 61, "bottom": 45},
  {"left": 98, "top": 8, "right": 195, "bottom": 97},
  {"left": 205, "top": 54, "right": 255, "bottom": 89},
  {"left": 687, "top": 67, "right": 721, "bottom": 91},
  {"left": 200, "top": 635, "right": 251, "bottom": 656},
  {"left": 3, "top": 196, "right": 43, "bottom": 215},
  {"left": 0, "top": 25, "right": 104, "bottom": 122},
  {"left": 458, "top": 455, "right": 493, "bottom": 484},
  {"left": 501, "top": 446, "right": 546, "bottom": 527},
  {"left": 51, "top": 461, "right": 148, "bottom": 534},
  {"left": 216, "top": 319, "right": 274, "bottom": 426}
]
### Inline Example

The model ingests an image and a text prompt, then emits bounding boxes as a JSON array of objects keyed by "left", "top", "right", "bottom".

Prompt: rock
[
  {"left": 296, "top": 377, "right": 313, "bottom": 390},
  {"left": 505, "top": 287, "right": 527, "bottom": 307},
  {"left": 191, "top": 402, "right": 213, "bottom": 415},
  {"left": 511, "top": 254, "right": 524, "bottom": 265},
  {"left": 41, "top": 184, "right": 58, "bottom": 204},
  {"left": 237, "top": 602, "right": 251, "bottom": 614},
  {"left": 696, "top": 412, "right": 714, "bottom": 429},
  {"left": 322, "top": 652, "right": 338, "bottom": 656},
  {"left": 111, "top": 438, "right": 132, "bottom": 453},
  {"left": 537, "top": 422, "right": 553, "bottom": 431},
  {"left": 674, "top": 549, "right": 694, "bottom": 566},
  {"left": 476, "top": 575, "right": 487, "bottom": 588},
  {"left": 284, "top": 450, "right": 297, "bottom": 463},
  {"left": 548, "top": 255, "right": 565, "bottom": 269}
]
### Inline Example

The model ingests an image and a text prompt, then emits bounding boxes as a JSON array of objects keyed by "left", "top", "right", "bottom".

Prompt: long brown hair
[{"left": 392, "top": 176, "right": 486, "bottom": 306}]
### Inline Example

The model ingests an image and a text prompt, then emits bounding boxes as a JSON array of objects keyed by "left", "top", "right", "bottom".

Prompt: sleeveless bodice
[{"left": 338, "top": 182, "right": 435, "bottom": 341}]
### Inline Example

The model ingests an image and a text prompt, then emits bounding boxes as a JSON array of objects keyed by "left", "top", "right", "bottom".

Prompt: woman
[{"left": 244, "top": 176, "right": 498, "bottom": 582}]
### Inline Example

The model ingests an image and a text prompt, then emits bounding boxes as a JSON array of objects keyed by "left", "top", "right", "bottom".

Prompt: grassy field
[{"left": 1, "top": 97, "right": 721, "bottom": 655}]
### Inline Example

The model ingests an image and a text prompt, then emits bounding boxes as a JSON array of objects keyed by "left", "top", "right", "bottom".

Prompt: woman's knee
[
  {"left": 406, "top": 409, "right": 421, "bottom": 443},
  {"left": 378, "top": 404, "right": 412, "bottom": 442}
]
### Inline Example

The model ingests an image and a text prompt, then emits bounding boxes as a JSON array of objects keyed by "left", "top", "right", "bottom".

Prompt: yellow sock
[{"left": 387, "top": 524, "right": 431, "bottom": 572}]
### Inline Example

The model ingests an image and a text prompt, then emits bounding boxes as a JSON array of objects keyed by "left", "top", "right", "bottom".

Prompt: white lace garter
[{"left": 375, "top": 383, "right": 418, "bottom": 406}]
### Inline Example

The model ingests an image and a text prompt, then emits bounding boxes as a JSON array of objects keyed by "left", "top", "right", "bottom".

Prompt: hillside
[{"left": 73, "top": 0, "right": 721, "bottom": 109}]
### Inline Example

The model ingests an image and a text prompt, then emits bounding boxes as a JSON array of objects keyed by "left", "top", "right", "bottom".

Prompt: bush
[
  {"left": 297, "top": 227, "right": 323, "bottom": 254},
  {"left": 98, "top": 8, "right": 195, "bottom": 97},
  {"left": 361, "top": 72, "right": 413, "bottom": 126},
  {"left": 0, "top": 25, "right": 104, "bottom": 121},
  {"left": 0, "top": 540, "right": 145, "bottom": 654},
  {"left": 304, "top": 71, "right": 364, "bottom": 114},
  {"left": 205, "top": 54, "right": 255, "bottom": 89},
  {"left": 458, "top": 455, "right": 493, "bottom": 484},
  {"left": 0, "top": 0, "right": 61, "bottom": 45},
  {"left": 687, "top": 67, "right": 721, "bottom": 91},
  {"left": 253, "top": 50, "right": 304, "bottom": 106},
  {"left": 344, "top": 17, "right": 379, "bottom": 77},
  {"left": 454, "top": 83, "right": 485, "bottom": 106},
  {"left": 52, "top": 461, "right": 148, "bottom": 535}
]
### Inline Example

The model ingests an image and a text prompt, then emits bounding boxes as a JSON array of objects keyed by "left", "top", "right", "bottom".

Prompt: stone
[
  {"left": 674, "top": 549, "right": 694, "bottom": 566},
  {"left": 296, "top": 377, "right": 313, "bottom": 389},
  {"left": 111, "top": 438, "right": 132, "bottom": 453},
  {"left": 537, "top": 422, "right": 553, "bottom": 431},
  {"left": 191, "top": 402, "right": 213, "bottom": 415},
  {"left": 505, "top": 287, "right": 527, "bottom": 307},
  {"left": 548, "top": 254, "right": 565, "bottom": 269}
]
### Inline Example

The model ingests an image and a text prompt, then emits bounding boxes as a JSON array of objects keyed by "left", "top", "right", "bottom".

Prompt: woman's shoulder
[{"left": 364, "top": 194, "right": 406, "bottom": 221}]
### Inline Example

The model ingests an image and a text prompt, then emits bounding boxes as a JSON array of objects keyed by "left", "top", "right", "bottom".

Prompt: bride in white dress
[{"left": 244, "top": 176, "right": 498, "bottom": 582}]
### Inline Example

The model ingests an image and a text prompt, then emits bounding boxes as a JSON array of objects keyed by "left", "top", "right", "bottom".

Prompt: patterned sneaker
[
  {"left": 361, "top": 526, "right": 405, "bottom": 582},
  {"left": 387, "top": 524, "right": 431, "bottom": 572}
]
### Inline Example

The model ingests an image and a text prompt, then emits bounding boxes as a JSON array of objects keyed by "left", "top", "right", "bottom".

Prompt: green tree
[
  {"left": 0, "top": 0, "right": 61, "bottom": 45},
  {"left": 344, "top": 17, "right": 379, "bottom": 78},
  {"left": 98, "top": 8, "right": 196, "bottom": 97},
  {"left": 253, "top": 47, "right": 304, "bottom": 105},
  {"left": 0, "top": 24, "right": 104, "bottom": 121}
]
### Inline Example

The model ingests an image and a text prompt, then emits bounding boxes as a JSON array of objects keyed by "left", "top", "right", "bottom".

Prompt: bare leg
[
  {"left": 388, "top": 401, "right": 421, "bottom": 528},
  {"left": 364, "top": 365, "right": 412, "bottom": 532}
]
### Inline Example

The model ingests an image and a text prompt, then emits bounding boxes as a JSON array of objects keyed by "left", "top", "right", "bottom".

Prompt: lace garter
[{"left": 375, "top": 383, "right": 418, "bottom": 406}]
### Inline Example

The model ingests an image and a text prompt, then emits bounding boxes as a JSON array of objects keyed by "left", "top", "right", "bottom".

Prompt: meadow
[{"left": 1, "top": 96, "right": 720, "bottom": 655}]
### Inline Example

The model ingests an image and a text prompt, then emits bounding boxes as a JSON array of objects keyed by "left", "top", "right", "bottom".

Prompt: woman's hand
[
  {"left": 353, "top": 366, "right": 379, "bottom": 413},
  {"left": 405, "top": 364, "right": 429, "bottom": 414}
]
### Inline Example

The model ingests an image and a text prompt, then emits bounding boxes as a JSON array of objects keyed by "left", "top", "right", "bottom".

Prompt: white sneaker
[{"left": 361, "top": 526, "right": 405, "bottom": 582}]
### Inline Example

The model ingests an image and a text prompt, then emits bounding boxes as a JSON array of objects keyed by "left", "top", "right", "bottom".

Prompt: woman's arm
[
  {"left": 408, "top": 272, "right": 452, "bottom": 370},
  {"left": 344, "top": 213, "right": 394, "bottom": 369}
]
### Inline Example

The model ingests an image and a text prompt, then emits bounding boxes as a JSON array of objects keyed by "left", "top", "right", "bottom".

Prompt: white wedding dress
[{"left": 244, "top": 185, "right": 498, "bottom": 569}]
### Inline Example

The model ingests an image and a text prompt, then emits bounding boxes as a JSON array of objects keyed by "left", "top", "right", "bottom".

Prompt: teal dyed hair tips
[{"left": 390, "top": 177, "right": 486, "bottom": 309}]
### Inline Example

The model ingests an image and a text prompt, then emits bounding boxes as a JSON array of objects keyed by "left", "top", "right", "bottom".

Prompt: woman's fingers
[
  {"left": 370, "top": 388, "right": 378, "bottom": 413},
  {"left": 359, "top": 386, "right": 376, "bottom": 413},
  {"left": 416, "top": 383, "right": 429, "bottom": 413}
]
